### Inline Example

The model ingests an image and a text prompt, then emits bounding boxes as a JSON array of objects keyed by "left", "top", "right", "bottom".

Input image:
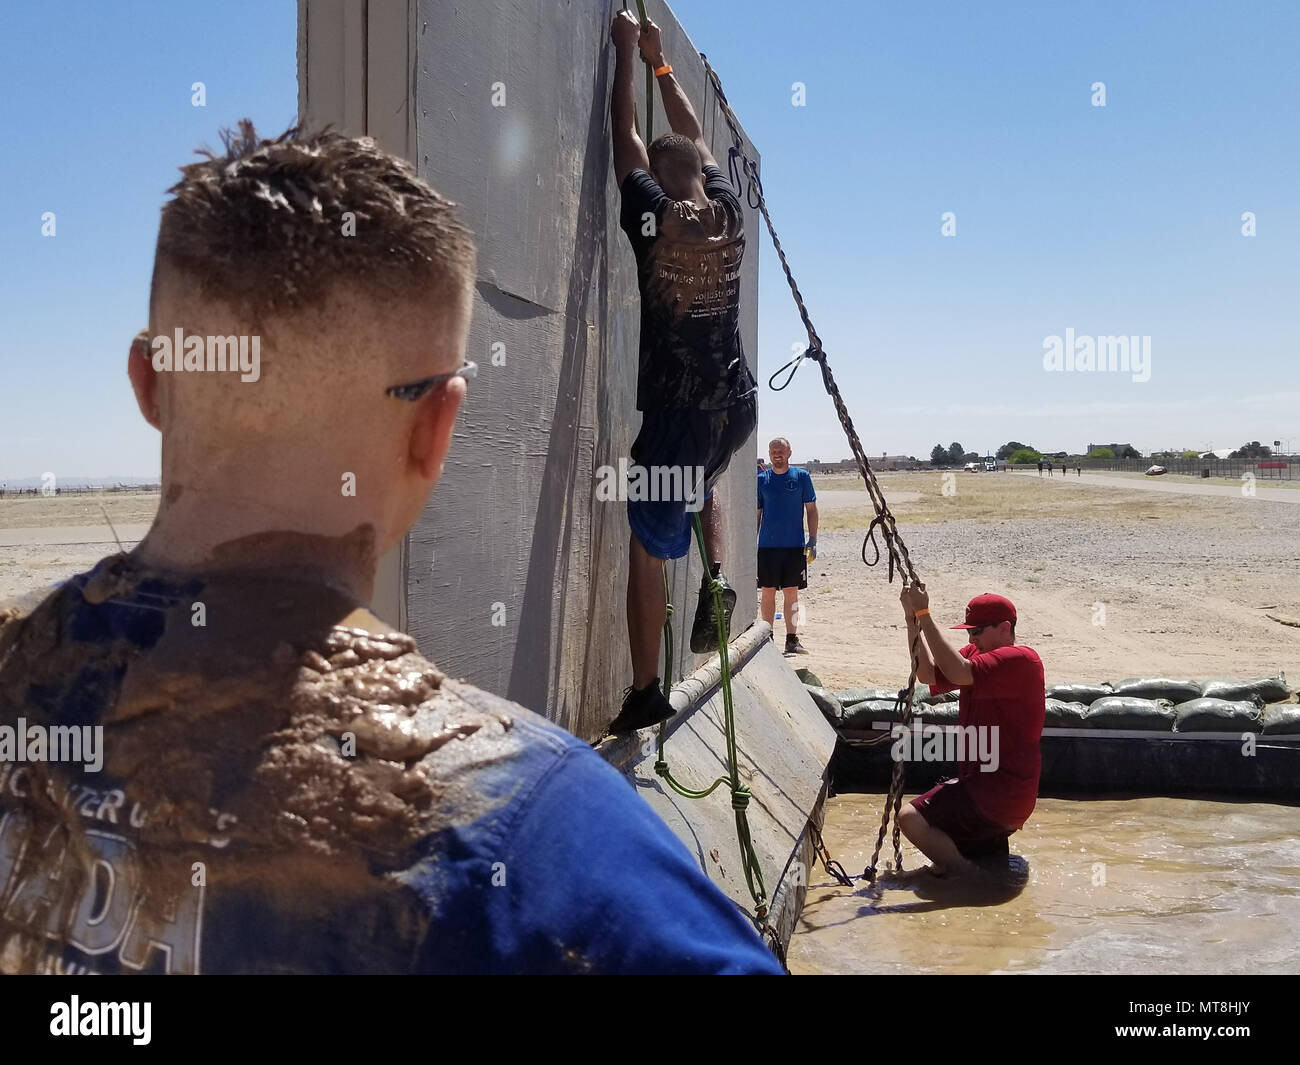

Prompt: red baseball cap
[{"left": 951, "top": 593, "right": 1017, "bottom": 629}]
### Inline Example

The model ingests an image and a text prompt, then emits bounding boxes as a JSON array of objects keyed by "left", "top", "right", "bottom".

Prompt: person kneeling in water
[{"left": 895, "top": 588, "right": 1045, "bottom": 876}]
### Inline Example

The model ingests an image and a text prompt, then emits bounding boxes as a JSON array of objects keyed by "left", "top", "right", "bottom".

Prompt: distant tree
[
  {"left": 962, "top": 452, "right": 982, "bottom": 463},
  {"left": 929, "top": 444, "right": 948, "bottom": 466},
  {"left": 947, "top": 442, "right": 965, "bottom": 464},
  {"left": 996, "top": 441, "right": 1028, "bottom": 461},
  {"left": 1230, "top": 441, "right": 1271, "bottom": 459},
  {"left": 1008, "top": 448, "right": 1042, "bottom": 464},
  {"left": 1117, "top": 444, "right": 1141, "bottom": 460},
  {"left": 1087, "top": 447, "right": 1115, "bottom": 459}
]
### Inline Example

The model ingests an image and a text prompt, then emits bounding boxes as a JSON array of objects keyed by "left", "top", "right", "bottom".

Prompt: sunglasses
[
  {"left": 967, "top": 625, "right": 989, "bottom": 637},
  {"left": 386, "top": 360, "right": 477, "bottom": 401}
]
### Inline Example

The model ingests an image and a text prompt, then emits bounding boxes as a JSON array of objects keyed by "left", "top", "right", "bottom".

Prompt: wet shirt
[
  {"left": 930, "top": 644, "right": 1045, "bottom": 830},
  {"left": 0, "top": 556, "right": 783, "bottom": 975},
  {"left": 757, "top": 467, "right": 816, "bottom": 549},
  {"left": 619, "top": 164, "right": 756, "bottom": 410}
]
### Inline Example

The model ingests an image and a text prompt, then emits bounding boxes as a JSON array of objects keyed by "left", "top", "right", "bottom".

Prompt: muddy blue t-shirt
[{"left": 0, "top": 557, "right": 783, "bottom": 975}]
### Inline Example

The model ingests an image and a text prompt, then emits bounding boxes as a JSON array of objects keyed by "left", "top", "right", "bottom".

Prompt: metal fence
[{"left": 0, "top": 484, "right": 160, "bottom": 498}]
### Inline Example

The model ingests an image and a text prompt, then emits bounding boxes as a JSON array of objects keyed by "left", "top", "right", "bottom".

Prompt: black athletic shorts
[
  {"left": 627, "top": 395, "right": 757, "bottom": 560},
  {"left": 756, "top": 546, "right": 807, "bottom": 590}
]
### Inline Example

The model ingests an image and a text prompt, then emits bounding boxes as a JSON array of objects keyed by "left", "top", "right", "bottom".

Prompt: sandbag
[
  {"left": 922, "top": 689, "right": 961, "bottom": 704},
  {"left": 836, "top": 687, "right": 917, "bottom": 708},
  {"left": 804, "top": 685, "right": 842, "bottom": 726},
  {"left": 1046, "top": 683, "right": 1113, "bottom": 705},
  {"left": 1201, "top": 674, "right": 1289, "bottom": 705},
  {"left": 1173, "top": 698, "right": 1263, "bottom": 733},
  {"left": 841, "top": 699, "right": 910, "bottom": 730},
  {"left": 1044, "top": 698, "right": 1089, "bottom": 728},
  {"left": 1112, "top": 678, "right": 1204, "bottom": 703},
  {"left": 916, "top": 701, "right": 960, "bottom": 725},
  {"left": 796, "top": 667, "right": 825, "bottom": 689},
  {"left": 1262, "top": 703, "right": 1300, "bottom": 736},
  {"left": 1085, "top": 696, "right": 1176, "bottom": 731}
]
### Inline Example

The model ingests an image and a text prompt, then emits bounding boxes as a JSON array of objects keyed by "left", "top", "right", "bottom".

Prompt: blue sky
[{"left": 2, "top": 0, "right": 1297, "bottom": 480}]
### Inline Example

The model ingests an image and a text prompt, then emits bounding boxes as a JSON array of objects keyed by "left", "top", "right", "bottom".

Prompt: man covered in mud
[
  {"left": 0, "top": 123, "right": 782, "bottom": 975},
  {"left": 606, "top": 12, "right": 758, "bottom": 735},
  {"left": 895, "top": 589, "right": 1045, "bottom": 876}
]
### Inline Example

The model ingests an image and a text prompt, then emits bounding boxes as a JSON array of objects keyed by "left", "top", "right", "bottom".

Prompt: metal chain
[{"left": 701, "top": 54, "right": 925, "bottom": 883}]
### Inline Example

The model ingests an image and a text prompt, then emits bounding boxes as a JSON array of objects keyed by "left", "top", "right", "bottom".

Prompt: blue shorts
[{"left": 627, "top": 398, "right": 756, "bottom": 560}]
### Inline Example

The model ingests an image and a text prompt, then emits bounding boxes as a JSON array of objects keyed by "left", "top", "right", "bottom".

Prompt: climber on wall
[{"left": 606, "top": 10, "right": 758, "bottom": 735}]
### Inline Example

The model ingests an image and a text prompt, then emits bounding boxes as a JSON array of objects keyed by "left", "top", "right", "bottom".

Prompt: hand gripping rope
[{"left": 699, "top": 54, "right": 927, "bottom": 886}]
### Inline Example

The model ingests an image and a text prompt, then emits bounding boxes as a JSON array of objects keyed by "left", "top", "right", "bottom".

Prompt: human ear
[
  {"left": 408, "top": 376, "right": 466, "bottom": 484},
  {"left": 127, "top": 331, "right": 162, "bottom": 430}
]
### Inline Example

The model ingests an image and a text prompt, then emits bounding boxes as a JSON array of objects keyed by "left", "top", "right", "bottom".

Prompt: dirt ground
[
  {"left": 4, "top": 476, "right": 1300, "bottom": 694},
  {"left": 784, "top": 470, "right": 1300, "bottom": 692},
  {"left": 0, "top": 492, "right": 159, "bottom": 602}
]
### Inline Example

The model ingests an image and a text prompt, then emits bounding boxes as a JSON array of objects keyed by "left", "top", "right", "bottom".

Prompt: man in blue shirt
[
  {"left": 756, "top": 438, "right": 818, "bottom": 655},
  {"left": 0, "top": 122, "right": 782, "bottom": 975}
]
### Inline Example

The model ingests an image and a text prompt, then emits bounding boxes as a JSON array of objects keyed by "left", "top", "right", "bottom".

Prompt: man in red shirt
[{"left": 896, "top": 587, "right": 1045, "bottom": 876}]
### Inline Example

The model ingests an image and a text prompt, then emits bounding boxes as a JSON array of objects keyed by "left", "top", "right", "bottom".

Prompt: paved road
[
  {"left": 0, "top": 523, "right": 151, "bottom": 547},
  {"left": 1009, "top": 471, "right": 1300, "bottom": 504}
]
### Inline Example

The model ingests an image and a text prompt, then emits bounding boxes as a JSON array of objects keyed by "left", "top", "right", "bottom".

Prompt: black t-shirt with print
[{"left": 619, "top": 164, "right": 756, "bottom": 411}]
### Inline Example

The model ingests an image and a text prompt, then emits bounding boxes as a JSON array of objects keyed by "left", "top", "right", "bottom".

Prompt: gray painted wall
[{"left": 300, "top": 0, "right": 760, "bottom": 741}]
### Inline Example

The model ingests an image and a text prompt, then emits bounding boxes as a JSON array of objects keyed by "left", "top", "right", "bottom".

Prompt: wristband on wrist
[
  {"left": 913, "top": 608, "right": 930, "bottom": 619},
  {"left": 654, "top": 63, "right": 673, "bottom": 76}
]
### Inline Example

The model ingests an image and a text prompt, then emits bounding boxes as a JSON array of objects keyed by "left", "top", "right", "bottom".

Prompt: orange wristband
[
  {"left": 914, "top": 608, "right": 930, "bottom": 619},
  {"left": 654, "top": 63, "right": 673, "bottom": 77}
]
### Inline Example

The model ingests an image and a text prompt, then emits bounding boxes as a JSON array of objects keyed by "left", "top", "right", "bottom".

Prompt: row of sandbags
[{"left": 804, "top": 673, "right": 1300, "bottom": 735}]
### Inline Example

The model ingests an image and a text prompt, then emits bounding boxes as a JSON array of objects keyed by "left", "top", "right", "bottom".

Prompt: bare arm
[
  {"left": 757, "top": 508, "right": 763, "bottom": 535},
  {"left": 805, "top": 501, "right": 818, "bottom": 540},
  {"left": 639, "top": 21, "right": 717, "bottom": 169},
  {"left": 919, "top": 614, "right": 973, "bottom": 685},
  {"left": 903, "top": 609, "right": 938, "bottom": 685},
  {"left": 612, "top": 13, "right": 650, "bottom": 185},
  {"left": 901, "top": 584, "right": 973, "bottom": 685}
]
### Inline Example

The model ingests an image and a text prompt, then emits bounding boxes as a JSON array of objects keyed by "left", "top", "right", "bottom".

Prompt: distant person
[
  {"left": 1036, "top": 461, "right": 1043, "bottom": 476},
  {"left": 0, "top": 122, "right": 782, "bottom": 975},
  {"left": 895, "top": 588, "right": 1045, "bottom": 876},
  {"left": 608, "top": 11, "right": 757, "bottom": 734},
  {"left": 1076, "top": 465, "right": 1081, "bottom": 476},
  {"left": 756, "top": 437, "right": 818, "bottom": 655}
]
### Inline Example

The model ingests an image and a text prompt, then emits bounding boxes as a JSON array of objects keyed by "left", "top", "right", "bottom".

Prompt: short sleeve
[
  {"left": 801, "top": 471, "right": 816, "bottom": 503},
  {"left": 482, "top": 744, "right": 784, "bottom": 974},
  {"left": 619, "top": 169, "right": 669, "bottom": 255},
  {"left": 930, "top": 643, "right": 976, "bottom": 695},
  {"left": 702, "top": 163, "right": 736, "bottom": 202}
]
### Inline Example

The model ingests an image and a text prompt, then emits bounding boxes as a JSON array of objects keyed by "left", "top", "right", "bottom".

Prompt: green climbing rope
[{"left": 653, "top": 512, "right": 769, "bottom": 926}]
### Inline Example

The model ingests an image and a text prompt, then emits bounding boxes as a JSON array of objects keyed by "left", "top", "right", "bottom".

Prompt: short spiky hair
[
  {"left": 647, "top": 132, "right": 701, "bottom": 180},
  {"left": 152, "top": 120, "right": 475, "bottom": 319}
]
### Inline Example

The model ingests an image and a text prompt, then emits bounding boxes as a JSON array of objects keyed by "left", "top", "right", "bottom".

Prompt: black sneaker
[
  {"left": 690, "top": 564, "right": 737, "bottom": 653},
  {"left": 785, "top": 634, "right": 809, "bottom": 655},
  {"left": 607, "top": 680, "right": 675, "bottom": 735}
]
